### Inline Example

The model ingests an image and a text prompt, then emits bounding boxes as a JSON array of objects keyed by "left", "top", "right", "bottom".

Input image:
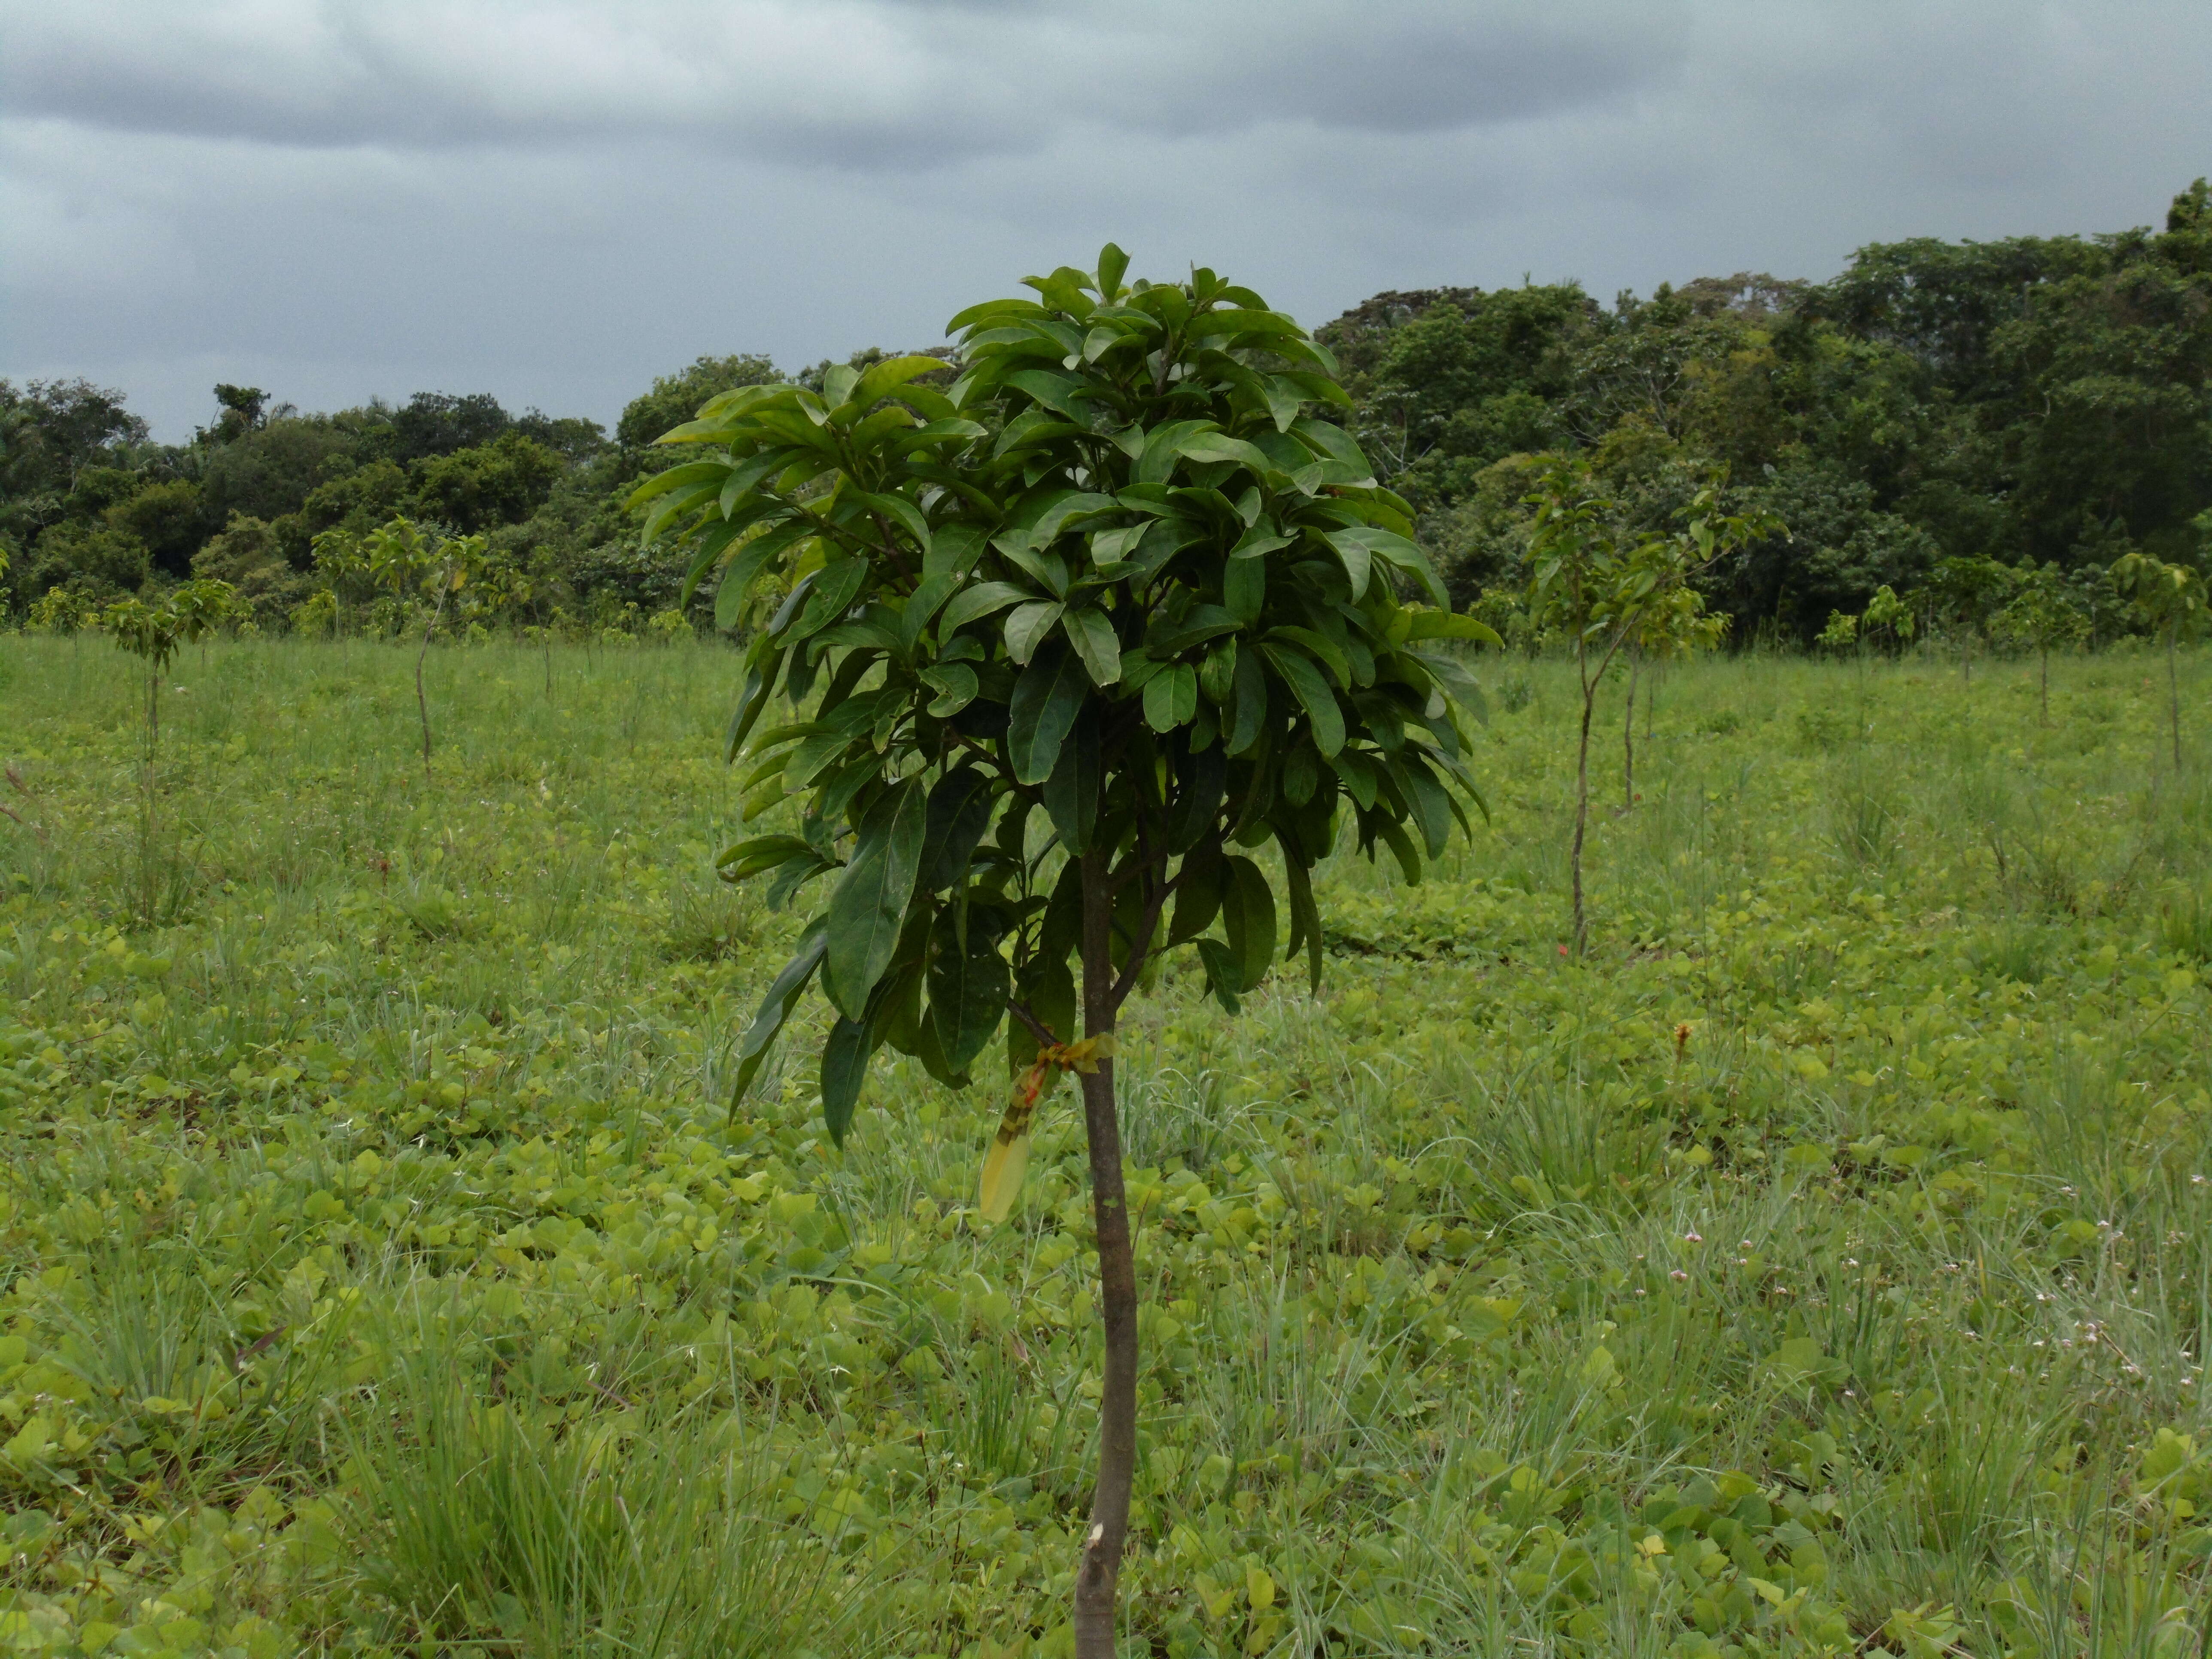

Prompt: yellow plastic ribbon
[{"left": 977, "top": 1034, "right": 1115, "bottom": 1223}]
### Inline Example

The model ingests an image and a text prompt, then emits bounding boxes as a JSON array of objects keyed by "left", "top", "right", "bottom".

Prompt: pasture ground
[{"left": 1, "top": 635, "right": 2209, "bottom": 1658}]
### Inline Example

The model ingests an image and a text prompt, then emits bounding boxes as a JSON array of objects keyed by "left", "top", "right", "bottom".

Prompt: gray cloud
[{"left": 3, "top": 0, "right": 2207, "bottom": 438}]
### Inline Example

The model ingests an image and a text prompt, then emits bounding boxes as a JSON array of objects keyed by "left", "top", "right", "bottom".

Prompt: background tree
[
  {"left": 1921, "top": 555, "right": 2016, "bottom": 683},
  {"left": 1990, "top": 562, "right": 2090, "bottom": 720},
  {"left": 2112, "top": 549, "right": 2207, "bottom": 772},
  {"left": 646, "top": 246, "right": 1490, "bottom": 1656},
  {"left": 102, "top": 579, "right": 236, "bottom": 917},
  {"left": 1620, "top": 568, "right": 1729, "bottom": 810},
  {"left": 1523, "top": 458, "right": 1773, "bottom": 954},
  {"left": 364, "top": 517, "right": 484, "bottom": 776},
  {"left": 1860, "top": 583, "right": 1915, "bottom": 654}
]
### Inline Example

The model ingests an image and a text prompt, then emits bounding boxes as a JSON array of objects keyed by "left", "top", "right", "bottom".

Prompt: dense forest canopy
[{"left": 4, "top": 182, "right": 2206, "bottom": 642}]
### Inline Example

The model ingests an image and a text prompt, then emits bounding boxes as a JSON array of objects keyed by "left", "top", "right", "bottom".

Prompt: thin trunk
[
  {"left": 1072, "top": 845, "right": 1137, "bottom": 1659},
  {"left": 544, "top": 626, "right": 554, "bottom": 698},
  {"left": 2169, "top": 624, "right": 2182, "bottom": 772},
  {"left": 2039, "top": 647, "right": 2049, "bottom": 724},
  {"left": 417, "top": 585, "right": 451, "bottom": 780},
  {"left": 1644, "top": 658, "right": 1658, "bottom": 740},
  {"left": 141, "top": 667, "right": 160, "bottom": 920},
  {"left": 1622, "top": 651, "right": 1639, "bottom": 813},
  {"left": 1571, "top": 638, "right": 1592, "bottom": 959}
]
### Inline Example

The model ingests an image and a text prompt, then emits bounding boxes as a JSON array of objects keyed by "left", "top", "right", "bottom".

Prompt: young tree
[
  {"left": 1860, "top": 583, "right": 1915, "bottom": 655},
  {"left": 102, "top": 579, "right": 236, "bottom": 917},
  {"left": 365, "top": 517, "right": 484, "bottom": 777},
  {"left": 641, "top": 247, "right": 1492, "bottom": 1654},
  {"left": 310, "top": 526, "right": 372, "bottom": 638},
  {"left": 1990, "top": 562, "right": 2088, "bottom": 722},
  {"left": 1923, "top": 555, "right": 2014, "bottom": 684},
  {"left": 1619, "top": 575, "right": 1728, "bottom": 812},
  {"left": 2111, "top": 550, "right": 2206, "bottom": 772},
  {"left": 1522, "top": 458, "right": 1771, "bottom": 955}
]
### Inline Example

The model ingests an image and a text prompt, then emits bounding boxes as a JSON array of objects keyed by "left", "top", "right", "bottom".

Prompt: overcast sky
[{"left": 5, "top": 0, "right": 2209, "bottom": 441}]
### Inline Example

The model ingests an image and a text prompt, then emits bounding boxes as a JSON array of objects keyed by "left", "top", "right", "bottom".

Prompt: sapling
[
  {"left": 363, "top": 518, "right": 484, "bottom": 777},
  {"left": 1522, "top": 458, "right": 1770, "bottom": 955},
  {"left": 102, "top": 579, "right": 236, "bottom": 918},
  {"left": 2111, "top": 550, "right": 2206, "bottom": 773},
  {"left": 1990, "top": 562, "right": 2089, "bottom": 723},
  {"left": 643, "top": 246, "right": 1492, "bottom": 1655}
]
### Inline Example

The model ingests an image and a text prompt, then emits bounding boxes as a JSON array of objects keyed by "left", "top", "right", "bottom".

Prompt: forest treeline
[{"left": 4, "top": 180, "right": 2207, "bottom": 643}]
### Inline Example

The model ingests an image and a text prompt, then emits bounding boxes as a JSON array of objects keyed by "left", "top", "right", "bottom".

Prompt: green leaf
[
  {"left": 714, "top": 525, "right": 801, "bottom": 629},
  {"left": 1144, "top": 663, "right": 1198, "bottom": 731},
  {"left": 823, "top": 780, "right": 928, "bottom": 1018},
  {"left": 1220, "top": 856, "right": 1276, "bottom": 994},
  {"left": 845, "top": 354, "right": 952, "bottom": 412},
  {"left": 1224, "top": 553, "right": 1264, "bottom": 623},
  {"left": 1006, "top": 600, "right": 1066, "bottom": 665},
  {"left": 1265, "top": 625, "right": 1349, "bottom": 687},
  {"left": 940, "top": 580, "right": 1032, "bottom": 636},
  {"left": 729, "top": 924, "right": 827, "bottom": 1112},
  {"left": 1166, "top": 739, "right": 1224, "bottom": 851},
  {"left": 820, "top": 1018, "right": 873, "bottom": 1145},
  {"left": 1007, "top": 641, "right": 1089, "bottom": 786},
  {"left": 725, "top": 643, "right": 787, "bottom": 762},
  {"left": 920, "top": 662, "right": 979, "bottom": 716},
  {"left": 1168, "top": 842, "right": 1222, "bottom": 945},
  {"left": 1193, "top": 937, "right": 1242, "bottom": 1013},
  {"left": 1262, "top": 644, "right": 1345, "bottom": 757},
  {"left": 928, "top": 907, "right": 1011, "bottom": 1074},
  {"left": 1178, "top": 432, "right": 1276, "bottom": 473},
  {"left": 1137, "top": 420, "right": 1219, "bottom": 485},
  {"left": 1007, "top": 369, "right": 1092, "bottom": 421},
  {"left": 919, "top": 765, "right": 997, "bottom": 892},
  {"left": 714, "top": 834, "right": 817, "bottom": 884},
  {"left": 1320, "top": 529, "right": 1372, "bottom": 599},
  {"left": 1042, "top": 704, "right": 1101, "bottom": 854},
  {"left": 1095, "top": 242, "right": 1130, "bottom": 301},
  {"left": 1228, "top": 640, "right": 1268, "bottom": 755},
  {"left": 1404, "top": 609, "right": 1503, "bottom": 646},
  {"left": 1062, "top": 606, "right": 1122, "bottom": 684}
]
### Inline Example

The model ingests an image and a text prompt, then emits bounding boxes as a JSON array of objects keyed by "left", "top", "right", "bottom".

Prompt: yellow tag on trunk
[{"left": 974, "top": 1033, "right": 1115, "bottom": 1224}]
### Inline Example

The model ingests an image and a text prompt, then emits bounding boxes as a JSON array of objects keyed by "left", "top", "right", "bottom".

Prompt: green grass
[{"left": 1, "top": 634, "right": 2209, "bottom": 1658}]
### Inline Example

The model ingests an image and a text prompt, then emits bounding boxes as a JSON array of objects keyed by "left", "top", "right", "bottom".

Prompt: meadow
[{"left": 1, "top": 633, "right": 2209, "bottom": 1659}]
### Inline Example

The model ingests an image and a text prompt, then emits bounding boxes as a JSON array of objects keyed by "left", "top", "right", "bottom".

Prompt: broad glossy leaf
[
  {"left": 1007, "top": 641, "right": 1089, "bottom": 786},
  {"left": 940, "top": 580, "right": 1032, "bottom": 637},
  {"left": 1144, "top": 663, "right": 1198, "bottom": 732},
  {"left": 921, "top": 662, "right": 978, "bottom": 716},
  {"left": 728, "top": 924, "right": 827, "bottom": 1111},
  {"left": 928, "top": 906, "right": 1010, "bottom": 1074},
  {"left": 1194, "top": 937, "right": 1241, "bottom": 1013},
  {"left": 820, "top": 1017, "right": 872, "bottom": 1145},
  {"left": 1262, "top": 644, "right": 1345, "bottom": 757},
  {"left": 1061, "top": 606, "right": 1121, "bottom": 684},
  {"left": 1403, "top": 609, "right": 1503, "bottom": 646},
  {"left": 1220, "top": 855, "right": 1276, "bottom": 993},
  {"left": 1006, "top": 600, "right": 1065, "bottom": 665},
  {"left": 1042, "top": 703, "right": 1101, "bottom": 854},
  {"left": 919, "top": 765, "right": 997, "bottom": 892},
  {"left": 823, "top": 780, "right": 927, "bottom": 1018}
]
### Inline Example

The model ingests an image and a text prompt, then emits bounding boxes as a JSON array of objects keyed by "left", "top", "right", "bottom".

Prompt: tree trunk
[
  {"left": 544, "top": 627, "right": 554, "bottom": 698},
  {"left": 2169, "top": 623, "right": 2182, "bottom": 772},
  {"left": 1571, "top": 638, "right": 1592, "bottom": 959},
  {"left": 2039, "top": 647, "right": 2049, "bottom": 724},
  {"left": 1073, "top": 845, "right": 1137, "bottom": 1659},
  {"left": 416, "top": 585, "right": 451, "bottom": 780},
  {"left": 1621, "top": 651, "right": 1639, "bottom": 813}
]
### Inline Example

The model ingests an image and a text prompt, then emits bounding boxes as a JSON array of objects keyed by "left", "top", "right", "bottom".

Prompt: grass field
[{"left": 2, "top": 633, "right": 2210, "bottom": 1659}]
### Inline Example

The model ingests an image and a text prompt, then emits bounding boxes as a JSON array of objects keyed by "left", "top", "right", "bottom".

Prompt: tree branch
[{"left": 1007, "top": 998, "right": 1060, "bottom": 1048}]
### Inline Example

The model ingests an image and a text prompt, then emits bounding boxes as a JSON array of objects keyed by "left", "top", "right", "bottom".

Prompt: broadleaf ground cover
[{"left": 0, "top": 634, "right": 2209, "bottom": 1657}]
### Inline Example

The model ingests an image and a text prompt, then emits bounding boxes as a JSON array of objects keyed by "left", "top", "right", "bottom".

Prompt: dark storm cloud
[
  {"left": 2, "top": 0, "right": 2207, "bottom": 438},
  {"left": 0, "top": 2, "right": 1683, "bottom": 158}
]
